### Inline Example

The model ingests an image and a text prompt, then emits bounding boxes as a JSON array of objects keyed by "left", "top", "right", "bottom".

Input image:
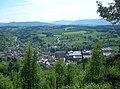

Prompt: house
[
  {"left": 102, "top": 47, "right": 114, "bottom": 57},
  {"left": 38, "top": 58, "right": 50, "bottom": 67},
  {"left": 83, "top": 50, "right": 92, "bottom": 59},
  {"left": 65, "top": 50, "right": 92, "bottom": 62},
  {"left": 55, "top": 51, "right": 66, "bottom": 58},
  {"left": 39, "top": 52, "right": 53, "bottom": 60},
  {"left": 65, "top": 51, "right": 82, "bottom": 62}
]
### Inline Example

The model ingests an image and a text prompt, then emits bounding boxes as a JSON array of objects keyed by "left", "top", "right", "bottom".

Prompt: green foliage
[
  {"left": 0, "top": 73, "right": 13, "bottom": 89},
  {"left": 13, "top": 72, "right": 21, "bottom": 89},
  {"left": 55, "top": 59, "right": 66, "bottom": 88},
  {"left": 119, "top": 43, "right": 120, "bottom": 53},
  {"left": 46, "top": 71, "right": 56, "bottom": 89},
  {"left": 84, "top": 42, "right": 104, "bottom": 84},
  {"left": 97, "top": 0, "right": 120, "bottom": 24},
  {"left": 20, "top": 45, "right": 41, "bottom": 89},
  {"left": 104, "top": 55, "right": 120, "bottom": 88},
  {"left": 65, "top": 64, "right": 74, "bottom": 86},
  {"left": 84, "top": 83, "right": 111, "bottom": 89}
]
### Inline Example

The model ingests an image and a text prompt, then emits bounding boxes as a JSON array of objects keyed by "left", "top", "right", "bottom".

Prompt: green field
[
  {"left": 64, "top": 31, "right": 86, "bottom": 35},
  {"left": 0, "top": 25, "right": 120, "bottom": 51}
]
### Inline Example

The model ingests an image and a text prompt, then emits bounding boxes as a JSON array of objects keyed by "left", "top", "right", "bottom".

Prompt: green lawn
[
  {"left": 111, "top": 46, "right": 119, "bottom": 52},
  {"left": 64, "top": 31, "right": 87, "bottom": 35},
  {"left": 38, "top": 34, "right": 46, "bottom": 37},
  {"left": 42, "top": 37, "right": 56, "bottom": 44}
]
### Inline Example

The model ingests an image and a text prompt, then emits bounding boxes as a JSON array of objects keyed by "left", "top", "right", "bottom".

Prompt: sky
[{"left": 0, "top": 0, "right": 113, "bottom": 22}]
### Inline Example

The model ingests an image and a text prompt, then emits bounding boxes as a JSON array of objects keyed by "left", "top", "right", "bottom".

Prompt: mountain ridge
[
  {"left": 71, "top": 19, "right": 111, "bottom": 25},
  {"left": 0, "top": 21, "right": 53, "bottom": 26},
  {"left": 52, "top": 19, "right": 111, "bottom": 25},
  {"left": 0, "top": 19, "right": 112, "bottom": 26}
]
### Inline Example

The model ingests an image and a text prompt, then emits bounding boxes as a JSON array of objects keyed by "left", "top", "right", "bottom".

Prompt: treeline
[{"left": 0, "top": 42, "right": 120, "bottom": 89}]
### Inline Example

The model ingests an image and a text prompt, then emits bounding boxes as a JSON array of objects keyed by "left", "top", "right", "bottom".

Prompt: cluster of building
[
  {"left": 0, "top": 46, "right": 24, "bottom": 60},
  {"left": 0, "top": 46, "right": 114, "bottom": 67},
  {"left": 39, "top": 47, "right": 114, "bottom": 67}
]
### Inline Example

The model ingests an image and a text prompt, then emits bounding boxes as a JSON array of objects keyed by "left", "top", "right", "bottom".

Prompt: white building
[
  {"left": 65, "top": 50, "right": 91, "bottom": 62},
  {"left": 102, "top": 47, "right": 113, "bottom": 57}
]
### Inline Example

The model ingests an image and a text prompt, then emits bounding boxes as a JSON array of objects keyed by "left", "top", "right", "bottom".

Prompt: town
[{"left": 0, "top": 44, "right": 114, "bottom": 67}]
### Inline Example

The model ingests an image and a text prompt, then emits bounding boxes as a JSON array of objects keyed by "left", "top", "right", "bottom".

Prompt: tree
[
  {"left": 118, "top": 45, "right": 120, "bottom": 53},
  {"left": 21, "top": 46, "right": 40, "bottom": 89},
  {"left": 65, "top": 64, "right": 74, "bottom": 86},
  {"left": 104, "top": 50, "right": 120, "bottom": 88},
  {"left": 47, "top": 71, "right": 56, "bottom": 89},
  {"left": 97, "top": 0, "right": 120, "bottom": 24},
  {"left": 84, "top": 42, "right": 104, "bottom": 84},
  {"left": 55, "top": 59, "right": 66, "bottom": 89}
]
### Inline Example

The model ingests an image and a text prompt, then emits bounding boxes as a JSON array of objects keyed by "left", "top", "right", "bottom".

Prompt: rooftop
[
  {"left": 68, "top": 51, "right": 82, "bottom": 56},
  {"left": 102, "top": 47, "right": 113, "bottom": 51}
]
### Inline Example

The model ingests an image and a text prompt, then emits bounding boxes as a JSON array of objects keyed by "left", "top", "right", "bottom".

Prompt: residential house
[
  {"left": 55, "top": 51, "right": 66, "bottom": 58},
  {"left": 65, "top": 51, "right": 82, "bottom": 62},
  {"left": 83, "top": 50, "right": 92, "bottom": 59},
  {"left": 65, "top": 50, "right": 92, "bottom": 62},
  {"left": 102, "top": 47, "right": 114, "bottom": 57}
]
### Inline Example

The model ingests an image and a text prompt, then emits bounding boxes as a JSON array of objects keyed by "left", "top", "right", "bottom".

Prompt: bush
[{"left": 84, "top": 83, "right": 111, "bottom": 89}]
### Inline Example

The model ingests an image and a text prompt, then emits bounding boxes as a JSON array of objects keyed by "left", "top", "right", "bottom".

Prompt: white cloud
[{"left": 0, "top": 0, "right": 114, "bottom": 22}]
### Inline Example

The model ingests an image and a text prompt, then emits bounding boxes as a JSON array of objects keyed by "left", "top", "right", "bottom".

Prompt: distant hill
[
  {"left": 71, "top": 19, "right": 111, "bottom": 25},
  {"left": 52, "top": 20, "right": 73, "bottom": 25},
  {"left": 0, "top": 21, "right": 53, "bottom": 26},
  {"left": 0, "top": 19, "right": 112, "bottom": 26},
  {"left": 52, "top": 19, "right": 111, "bottom": 25}
]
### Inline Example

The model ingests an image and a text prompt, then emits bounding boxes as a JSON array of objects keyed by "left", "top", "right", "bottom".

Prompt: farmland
[{"left": 0, "top": 25, "right": 120, "bottom": 52}]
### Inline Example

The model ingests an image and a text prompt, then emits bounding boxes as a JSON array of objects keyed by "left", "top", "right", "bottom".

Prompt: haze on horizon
[{"left": 0, "top": 0, "right": 113, "bottom": 22}]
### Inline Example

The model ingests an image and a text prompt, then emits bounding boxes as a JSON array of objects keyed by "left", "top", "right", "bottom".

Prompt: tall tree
[
  {"left": 97, "top": 0, "right": 120, "bottom": 24},
  {"left": 47, "top": 71, "right": 56, "bottom": 89},
  {"left": 84, "top": 42, "right": 104, "bottom": 84},
  {"left": 21, "top": 46, "right": 40, "bottom": 89},
  {"left": 65, "top": 64, "right": 74, "bottom": 86},
  {"left": 55, "top": 59, "right": 66, "bottom": 89}
]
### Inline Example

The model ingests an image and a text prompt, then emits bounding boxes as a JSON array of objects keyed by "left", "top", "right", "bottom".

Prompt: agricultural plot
[
  {"left": 0, "top": 25, "right": 120, "bottom": 51},
  {"left": 63, "top": 31, "right": 87, "bottom": 35}
]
